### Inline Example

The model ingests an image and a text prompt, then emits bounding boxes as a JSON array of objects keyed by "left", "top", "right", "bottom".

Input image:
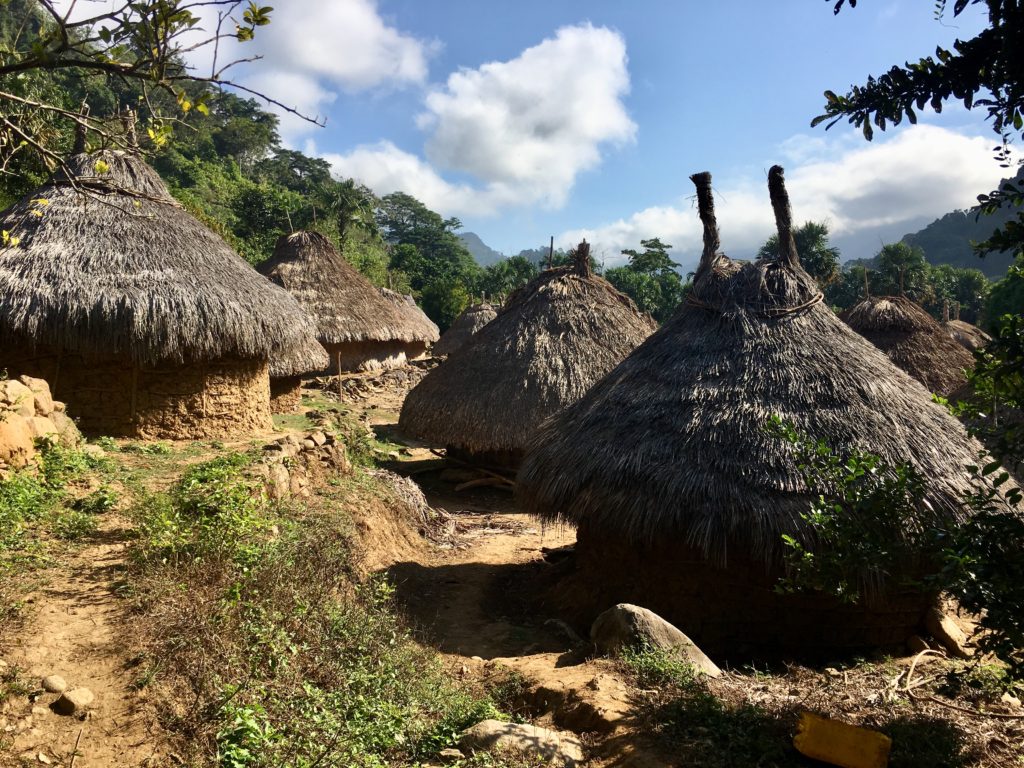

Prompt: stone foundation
[
  {"left": 550, "top": 521, "right": 934, "bottom": 662},
  {"left": 270, "top": 377, "right": 303, "bottom": 414},
  {"left": 0, "top": 345, "right": 272, "bottom": 439}
]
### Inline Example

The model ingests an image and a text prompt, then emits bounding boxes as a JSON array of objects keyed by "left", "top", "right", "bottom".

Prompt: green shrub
[
  {"left": 52, "top": 509, "right": 98, "bottom": 541},
  {"left": 769, "top": 417, "right": 1024, "bottom": 678}
]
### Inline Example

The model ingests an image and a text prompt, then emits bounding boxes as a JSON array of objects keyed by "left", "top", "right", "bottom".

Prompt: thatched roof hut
[
  {"left": 268, "top": 335, "right": 329, "bottom": 414},
  {"left": 258, "top": 231, "right": 436, "bottom": 372},
  {"left": 378, "top": 287, "right": 440, "bottom": 359},
  {"left": 433, "top": 302, "right": 497, "bottom": 356},
  {"left": 943, "top": 302, "right": 990, "bottom": 352},
  {"left": 517, "top": 168, "right": 990, "bottom": 657},
  {"left": 0, "top": 150, "right": 319, "bottom": 438},
  {"left": 399, "top": 243, "right": 657, "bottom": 467},
  {"left": 840, "top": 295, "right": 975, "bottom": 396}
]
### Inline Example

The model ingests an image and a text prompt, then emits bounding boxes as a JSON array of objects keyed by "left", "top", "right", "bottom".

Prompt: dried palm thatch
[
  {"left": 269, "top": 334, "right": 330, "bottom": 379},
  {"left": 399, "top": 242, "right": 657, "bottom": 465},
  {"left": 0, "top": 150, "right": 317, "bottom": 365},
  {"left": 943, "top": 304, "right": 991, "bottom": 352},
  {"left": 378, "top": 287, "right": 440, "bottom": 344},
  {"left": 259, "top": 231, "right": 433, "bottom": 345},
  {"left": 433, "top": 302, "right": 497, "bottom": 356},
  {"left": 841, "top": 295, "right": 975, "bottom": 396},
  {"left": 518, "top": 168, "right": 987, "bottom": 567}
]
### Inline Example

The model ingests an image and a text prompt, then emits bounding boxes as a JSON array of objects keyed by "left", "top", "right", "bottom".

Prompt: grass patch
[
  {"left": 127, "top": 451, "right": 506, "bottom": 767},
  {"left": 0, "top": 443, "right": 112, "bottom": 618},
  {"left": 620, "top": 647, "right": 795, "bottom": 767}
]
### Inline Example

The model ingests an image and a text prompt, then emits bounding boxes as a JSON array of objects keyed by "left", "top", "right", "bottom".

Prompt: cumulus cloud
[
  {"left": 182, "top": 0, "right": 435, "bottom": 141},
  {"left": 560, "top": 125, "right": 1018, "bottom": 270},
  {"left": 331, "top": 24, "right": 635, "bottom": 214}
]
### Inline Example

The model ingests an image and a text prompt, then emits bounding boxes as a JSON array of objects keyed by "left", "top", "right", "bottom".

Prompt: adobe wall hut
[
  {"left": 517, "top": 168, "right": 992, "bottom": 659},
  {"left": 841, "top": 294, "right": 975, "bottom": 397},
  {"left": 433, "top": 302, "right": 497, "bottom": 357},
  {"left": 378, "top": 287, "right": 440, "bottom": 362},
  {"left": 399, "top": 243, "right": 657, "bottom": 468},
  {"left": 258, "top": 232, "right": 436, "bottom": 372},
  {"left": 269, "top": 336, "right": 329, "bottom": 414},
  {"left": 0, "top": 150, "right": 319, "bottom": 440}
]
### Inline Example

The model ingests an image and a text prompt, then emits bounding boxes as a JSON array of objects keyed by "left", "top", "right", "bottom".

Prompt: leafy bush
[{"left": 769, "top": 417, "right": 1024, "bottom": 678}]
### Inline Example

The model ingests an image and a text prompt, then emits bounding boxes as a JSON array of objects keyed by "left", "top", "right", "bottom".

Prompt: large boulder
[
  {"left": 591, "top": 603, "right": 722, "bottom": 678},
  {"left": 0, "top": 379, "right": 35, "bottom": 418},
  {"left": 0, "top": 415, "right": 35, "bottom": 469},
  {"left": 459, "top": 720, "right": 584, "bottom": 767},
  {"left": 50, "top": 411, "right": 83, "bottom": 448},
  {"left": 17, "top": 375, "right": 55, "bottom": 417}
]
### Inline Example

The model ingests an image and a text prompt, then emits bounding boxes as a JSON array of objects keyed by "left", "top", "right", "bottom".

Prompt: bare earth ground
[{"left": 2, "top": 370, "right": 1022, "bottom": 767}]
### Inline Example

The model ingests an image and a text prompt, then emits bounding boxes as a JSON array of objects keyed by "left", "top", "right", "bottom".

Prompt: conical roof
[
  {"left": 946, "top": 320, "right": 990, "bottom": 352},
  {"left": 433, "top": 302, "right": 497, "bottom": 356},
  {"left": 518, "top": 167, "right": 988, "bottom": 564},
  {"left": 0, "top": 150, "right": 318, "bottom": 365},
  {"left": 378, "top": 287, "right": 440, "bottom": 343},
  {"left": 269, "top": 334, "right": 329, "bottom": 378},
  {"left": 399, "top": 242, "right": 657, "bottom": 458},
  {"left": 260, "top": 231, "right": 435, "bottom": 344},
  {"left": 840, "top": 295, "right": 974, "bottom": 396}
]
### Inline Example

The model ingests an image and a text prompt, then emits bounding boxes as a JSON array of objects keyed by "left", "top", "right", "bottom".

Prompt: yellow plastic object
[{"left": 793, "top": 712, "right": 892, "bottom": 768}]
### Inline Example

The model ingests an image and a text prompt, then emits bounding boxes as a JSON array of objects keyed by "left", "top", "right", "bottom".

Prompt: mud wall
[
  {"left": 270, "top": 376, "right": 303, "bottom": 414},
  {"left": 0, "top": 345, "right": 272, "bottom": 439},
  {"left": 553, "top": 521, "right": 934, "bottom": 661}
]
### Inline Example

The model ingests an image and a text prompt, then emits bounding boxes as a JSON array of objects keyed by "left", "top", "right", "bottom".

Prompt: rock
[
  {"left": 265, "top": 463, "right": 291, "bottom": 501},
  {"left": 438, "top": 748, "right": 465, "bottom": 762},
  {"left": 0, "top": 379, "right": 35, "bottom": 416},
  {"left": 1001, "top": 692, "right": 1021, "bottom": 709},
  {"left": 51, "top": 687, "right": 94, "bottom": 716},
  {"left": 37, "top": 752, "right": 51, "bottom": 764},
  {"left": 925, "top": 607, "right": 972, "bottom": 659},
  {"left": 301, "top": 439, "right": 316, "bottom": 450},
  {"left": 591, "top": 604, "right": 722, "bottom": 678},
  {"left": 460, "top": 720, "right": 584, "bottom": 767},
  {"left": 40, "top": 675, "right": 67, "bottom": 693},
  {"left": 51, "top": 411, "right": 82, "bottom": 448},
  {"left": 309, "top": 430, "right": 327, "bottom": 446},
  {"left": 25, "top": 416, "right": 57, "bottom": 442},
  {"left": 0, "top": 416, "right": 35, "bottom": 468},
  {"left": 80, "top": 443, "right": 105, "bottom": 459},
  {"left": 17, "top": 376, "right": 54, "bottom": 417}
]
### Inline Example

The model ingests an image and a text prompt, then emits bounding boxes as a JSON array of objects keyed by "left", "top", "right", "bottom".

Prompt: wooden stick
[{"left": 70, "top": 726, "right": 85, "bottom": 768}]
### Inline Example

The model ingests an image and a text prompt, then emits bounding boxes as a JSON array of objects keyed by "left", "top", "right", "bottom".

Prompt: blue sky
[{"left": 200, "top": 0, "right": 1009, "bottom": 271}]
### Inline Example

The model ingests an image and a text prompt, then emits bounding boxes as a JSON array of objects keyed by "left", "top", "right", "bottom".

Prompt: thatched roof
[
  {"left": 259, "top": 231, "right": 433, "bottom": 344},
  {"left": 517, "top": 167, "right": 989, "bottom": 565},
  {"left": 0, "top": 150, "right": 318, "bottom": 365},
  {"left": 378, "top": 288, "right": 440, "bottom": 343},
  {"left": 946, "top": 319, "right": 990, "bottom": 352},
  {"left": 433, "top": 302, "right": 497, "bottom": 356},
  {"left": 399, "top": 242, "right": 657, "bottom": 458},
  {"left": 840, "top": 295, "right": 974, "bottom": 396},
  {"left": 269, "top": 334, "right": 329, "bottom": 378}
]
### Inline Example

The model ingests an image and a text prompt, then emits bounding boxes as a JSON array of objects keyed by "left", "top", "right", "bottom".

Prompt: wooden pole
[{"left": 547, "top": 235, "right": 554, "bottom": 269}]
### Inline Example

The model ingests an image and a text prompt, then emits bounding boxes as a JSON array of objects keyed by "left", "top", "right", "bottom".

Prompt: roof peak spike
[
  {"left": 690, "top": 172, "right": 720, "bottom": 276},
  {"left": 767, "top": 165, "right": 800, "bottom": 269},
  {"left": 573, "top": 239, "right": 592, "bottom": 278},
  {"left": 73, "top": 101, "right": 90, "bottom": 154}
]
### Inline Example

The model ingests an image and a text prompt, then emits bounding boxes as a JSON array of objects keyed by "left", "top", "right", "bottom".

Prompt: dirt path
[{"left": 0, "top": 514, "right": 160, "bottom": 767}]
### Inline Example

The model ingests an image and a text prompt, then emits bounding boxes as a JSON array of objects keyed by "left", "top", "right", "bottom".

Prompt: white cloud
[
  {"left": 182, "top": 0, "right": 436, "bottom": 142},
  {"left": 560, "top": 125, "right": 1018, "bottom": 270},
  {"left": 331, "top": 24, "right": 635, "bottom": 214}
]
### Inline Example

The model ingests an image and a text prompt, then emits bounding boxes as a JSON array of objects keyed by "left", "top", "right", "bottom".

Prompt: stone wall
[
  {"left": 0, "top": 345, "right": 272, "bottom": 440},
  {"left": 0, "top": 375, "right": 81, "bottom": 474},
  {"left": 270, "top": 377, "right": 303, "bottom": 414}
]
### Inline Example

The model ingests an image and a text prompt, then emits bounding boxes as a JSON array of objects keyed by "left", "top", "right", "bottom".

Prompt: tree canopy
[
  {"left": 605, "top": 238, "right": 687, "bottom": 323},
  {"left": 758, "top": 220, "right": 840, "bottom": 287}
]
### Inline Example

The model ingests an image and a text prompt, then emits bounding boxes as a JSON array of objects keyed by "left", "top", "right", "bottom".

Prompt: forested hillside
[{"left": 900, "top": 166, "right": 1024, "bottom": 279}]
